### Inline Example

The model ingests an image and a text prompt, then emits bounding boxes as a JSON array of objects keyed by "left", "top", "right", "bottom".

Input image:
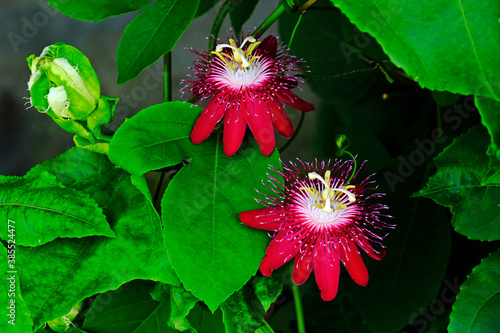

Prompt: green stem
[
  {"left": 288, "top": 14, "right": 302, "bottom": 48},
  {"left": 278, "top": 111, "right": 305, "bottom": 153},
  {"left": 292, "top": 282, "right": 306, "bottom": 333},
  {"left": 253, "top": 4, "right": 287, "bottom": 38},
  {"left": 209, "top": 0, "right": 232, "bottom": 49},
  {"left": 163, "top": 52, "right": 172, "bottom": 102},
  {"left": 262, "top": 319, "right": 276, "bottom": 332},
  {"left": 152, "top": 171, "right": 167, "bottom": 207},
  {"left": 343, "top": 151, "right": 357, "bottom": 185}
]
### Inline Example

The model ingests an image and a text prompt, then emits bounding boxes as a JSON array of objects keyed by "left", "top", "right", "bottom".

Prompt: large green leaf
[
  {"left": 18, "top": 148, "right": 177, "bottom": 329},
  {"left": 108, "top": 102, "right": 204, "bottom": 175},
  {"left": 330, "top": 0, "right": 500, "bottom": 101},
  {"left": 0, "top": 172, "right": 114, "bottom": 247},
  {"left": 415, "top": 125, "right": 500, "bottom": 241},
  {"left": 46, "top": 0, "right": 150, "bottom": 22},
  {"left": 449, "top": 249, "right": 500, "bottom": 333},
  {"left": 117, "top": 0, "right": 200, "bottom": 84},
  {"left": 162, "top": 137, "right": 281, "bottom": 311}
]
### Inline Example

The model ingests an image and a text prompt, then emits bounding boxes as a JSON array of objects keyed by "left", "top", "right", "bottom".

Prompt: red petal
[
  {"left": 313, "top": 237, "right": 340, "bottom": 301},
  {"left": 244, "top": 90, "right": 275, "bottom": 156},
  {"left": 223, "top": 99, "right": 246, "bottom": 156},
  {"left": 292, "top": 243, "right": 314, "bottom": 285},
  {"left": 239, "top": 208, "right": 286, "bottom": 231},
  {"left": 262, "top": 95, "right": 294, "bottom": 138},
  {"left": 258, "top": 35, "right": 277, "bottom": 57},
  {"left": 260, "top": 229, "right": 301, "bottom": 276},
  {"left": 339, "top": 239, "right": 369, "bottom": 287},
  {"left": 191, "top": 93, "right": 227, "bottom": 144},
  {"left": 276, "top": 89, "right": 315, "bottom": 113}
]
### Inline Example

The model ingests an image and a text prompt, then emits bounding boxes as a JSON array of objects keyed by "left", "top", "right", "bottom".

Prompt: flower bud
[{"left": 27, "top": 42, "right": 100, "bottom": 120}]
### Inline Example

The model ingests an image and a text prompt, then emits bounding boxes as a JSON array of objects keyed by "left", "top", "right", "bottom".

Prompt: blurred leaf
[
  {"left": 431, "top": 91, "right": 461, "bottom": 107},
  {"left": 230, "top": 0, "right": 259, "bottom": 34},
  {"left": 0, "top": 171, "right": 114, "bottom": 247},
  {"left": 330, "top": 0, "right": 500, "bottom": 101},
  {"left": 353, "top": 198, "right": 451, "bottom": 333},
  {"left": 17, "top": 148, "right": 177, "bottom": 329},
  {"left": 252, "top": 277, "right": 283, "bottom": 312},
  {"left": 416, "top": 125, "right": 500, "bottom": 240},
  {"left": 108, "top": 102, "right": 203, "bottom": 175},
  {"left": 162, "top": 138, "right": 281, "bottom": 311},
  {"left": 46, "top": 0, "right": 150, "bottom": 21},
  {"left": 186, "top": 304, "right": 225, "bottom": 333},
  {"left": 221, "top": 285, "right": 266, "bottom": 333},
  {"left": 196, "top": 0, "right": 220, "bottom": 17},
  {"left": 117, "top": 0, "right": 200, "bottom": 84},
  {"left": 449, "top": 249, "right": 500, "bottom": 333},
  {"left": 82, "top": 280, "right": 171, "bottom": 333},
  {"left": 0, "top": 245, "right": 33, "bottom": 333},
  {"left": 279, "top": 1, "right": 387, "bottom": 103}
]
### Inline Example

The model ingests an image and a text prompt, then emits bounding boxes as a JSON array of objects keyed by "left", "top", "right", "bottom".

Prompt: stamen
[
  {"left": 212, "top": 36, "right": 261, "bottom": 71},
  {"left": 300, "top": 170, "right": 357, "bottom": 213}
]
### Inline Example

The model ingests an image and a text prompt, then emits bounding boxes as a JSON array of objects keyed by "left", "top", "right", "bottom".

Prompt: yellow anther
[
  {"left": 300, "top": 171, "right": 356, "bottom": 213},
  {"left": 212, "top": 36, "right": 261, "bottom": 71}
]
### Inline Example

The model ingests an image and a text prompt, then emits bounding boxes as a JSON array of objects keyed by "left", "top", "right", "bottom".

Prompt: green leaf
[
  {"left": 449, "top": 249, "right": 500, "bottom": 333},
  {"left": 230, "top": 0, "right": 260, "bottom": 34},
  {"left": 0, "top": 171, "right": 114, "bottom": 247},
  {"left": 18, "top": 147, "right": 177, "bottom": 329},
  {"left": 221, "top": 284, "right": 266, "bottom": 333},
  {"left": 476, "top": 97, "right": 500, "bottom": 157},
  {"left": 0, "top": 245, "right": 33, "bottom": 333},
  {"left": 46, "top": 0, "right": 151, "bottom": 22},
  {"left": 415, "top": 125, "right": 500, "bottom": 240},
  {"left": 330, "top": 0, "right": 500, "bottom": 100},
  {"left": 82, "top": 280, "right": 168, "bottom": 333},
  {"left": 117, "top": 0, "right": 200, "bottom": 84},
  {"left": 252, "top": 277, "right": 283, "bottom": 312},
  {"left": 108, "top": 102, "right": 203, "bottom": 175},
  {"left": 169, "top": 285, "right": 199, "bottom": 331},
  {"left": 162, "top": 137, "right": 281, "bottom": 311}
]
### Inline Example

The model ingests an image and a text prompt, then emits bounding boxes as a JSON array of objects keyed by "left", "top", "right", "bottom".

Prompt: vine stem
[
  {"left": 209, "top": 0, "right": 232, "bottom": 48},
  {"left": 154, "top": 52, "right": 172, "bottom": 208},
  {"left": 163, "top": 52, "right": 172, "bottom": 102},
  {"left": 292, "top": 282, "right": 306, "bottom": 333},
  {"left": 278, "top": 111, "right": 305, "bottom": 153},
  {"left": 253, "top": 4, "right": 287, "bottom": 38}
]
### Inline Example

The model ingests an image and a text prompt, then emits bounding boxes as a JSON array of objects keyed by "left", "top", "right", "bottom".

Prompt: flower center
[
  {"left": 300, "top": 171, "right": 356, "bottom": 213},
  {"left": 211, "top": 36, "right": 261, "bottom": 71}
]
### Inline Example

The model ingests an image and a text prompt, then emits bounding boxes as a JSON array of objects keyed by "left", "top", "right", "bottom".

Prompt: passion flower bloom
[
  {"left": 239, "top": 159, "right": 393, "bottom": 301},
  {"left": 183, "top": 32, "right": 315, "bottom": 156}
]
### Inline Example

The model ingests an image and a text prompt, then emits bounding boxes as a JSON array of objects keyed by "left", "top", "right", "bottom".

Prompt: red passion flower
[
  {"left": 239, "top": 159, "right": 393, "bottom": 301},
  {"left": 183, "top": 32, "right": 315, "bottom": 156}
]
